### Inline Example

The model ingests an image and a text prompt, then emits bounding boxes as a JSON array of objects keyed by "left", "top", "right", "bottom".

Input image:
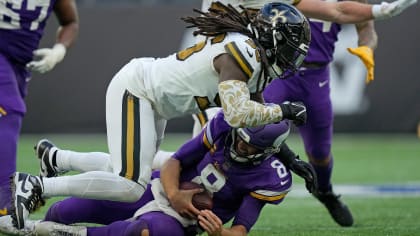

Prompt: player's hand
[
  {"left": 372, "top": 0, "right": 417, "bottom": 20},
  {"left": 279, "top": 101, "right": 307, "bottom": 126},
  {"left": 347, "top": 46, "right": 375, "bottom": 84},
  {"left": 288, "top": 156, "right": 318, "bottom": 194},
  {"left": 167, "top": 188, "right": 202, "bottom": 219},
  {"left": 198, "top": 210, "right": 223, "bottom": 236},
  {"left": 26, "top": 44, "right": 66, "bottom": 73}
]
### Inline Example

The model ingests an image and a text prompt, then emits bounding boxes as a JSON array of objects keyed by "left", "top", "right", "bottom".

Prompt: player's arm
[
  {"left": 296, "top": 0, "right": 416, "bottom": 24},
  {"left": 161, "top": 158, "right": 202, "bottom": 219},
  {"left": 26, "top": 0, "right": 79, "bottom": 73},
  {"left": 214, "top": 54, "right": 305, "bottom": 128},
  {"left": 54, "top": 0, "right": 79, "bottom": 48},
  {"left": 198, "top": 210, "right": 248, "bottom": 236},
  {"left": 198, "top": 195, "right": 266, "bottom": 236},
  {"left": 161, "top": 120, "right": 221, "bottom": 218}
]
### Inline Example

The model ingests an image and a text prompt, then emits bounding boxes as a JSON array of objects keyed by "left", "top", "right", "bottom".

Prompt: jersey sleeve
[
  {"left": 249, "top": 159, "right": 293, "bottom": 205},
  {"left": 223, "top": 36, "right": 265, "bottom": 93},
  {"left": 173, "top": 110, "right": 230, "bottom": 167},
  {"left": 231, "top": 195, "right": 266, "bottom": 232}
]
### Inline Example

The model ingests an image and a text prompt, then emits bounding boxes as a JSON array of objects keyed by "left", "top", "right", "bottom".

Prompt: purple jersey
[
  {"left": 304, "top": 20, "right": 341, "bottom": 64},
  {"left": 173, "top": 111, "right": 292, "bottom": 231},
  {"left": 0, "top": 0, "right": 58, "bottom": 65}
]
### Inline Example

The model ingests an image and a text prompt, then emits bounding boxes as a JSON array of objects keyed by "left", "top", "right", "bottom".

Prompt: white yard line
[{"left": 289, "top": 183, "right": 420, "bottom": 197}]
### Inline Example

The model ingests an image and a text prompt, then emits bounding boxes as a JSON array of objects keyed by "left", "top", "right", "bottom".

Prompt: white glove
[
  {"left": 26, "top": 43, "right": 67, "bottom": 73},
  {"left": 372, "top": 0, "right": 417, "bottom": 20}
]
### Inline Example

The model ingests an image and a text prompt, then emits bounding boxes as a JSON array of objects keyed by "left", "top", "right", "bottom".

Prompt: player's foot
[
  {"left": 313, "top": 191, "right": 354, "bottom": 227},
  {"left": 0, "top": 215, "right": 37, "bottom": 236},
  {"left": 11, "top": 172, "right": 45, "bottom": 229},
  {"left": 35, "top": 139, "right": 65, "bottom": 177},
  {"left": 35, "top": 221, "right": 87, "bottom": 236}
]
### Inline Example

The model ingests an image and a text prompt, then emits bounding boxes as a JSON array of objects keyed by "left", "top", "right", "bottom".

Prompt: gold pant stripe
[{"left": 120, "top": 91, "right": 140, "bottom": 181}]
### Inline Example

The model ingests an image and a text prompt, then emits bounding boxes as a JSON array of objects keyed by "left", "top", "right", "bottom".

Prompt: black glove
[
  {"left": 276, "top": 143, "right": 318, "bottom": 194},
  {"left": 279, "top": 101, "right": 307, "bottom": 126},
  {"left": 288, "top": 156, "right": 318, "bottom": 194}
]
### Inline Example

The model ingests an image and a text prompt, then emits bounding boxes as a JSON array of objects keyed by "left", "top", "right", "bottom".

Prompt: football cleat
[
  {"left": 0, "top": 215, "right": 37, "bottom": 236},
  {"left": 11, "top": 172, "right": 45, "bottom": 229},
  {"left": 313, "top": 191, "right": 354, "bottom": 227},
  {"left": 35, "top": 139, "right": 64, "bottom": 177},
  {"left": 34, "top": 221, "right": 87, "bottom": 236}
]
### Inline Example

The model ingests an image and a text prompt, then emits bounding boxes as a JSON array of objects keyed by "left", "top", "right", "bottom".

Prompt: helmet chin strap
[{"left": 225, "top": 129, "right": 271, "bottom": 166}]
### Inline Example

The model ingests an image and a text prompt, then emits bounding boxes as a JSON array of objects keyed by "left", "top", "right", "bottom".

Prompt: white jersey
[
  {"left": 126, "top": 33, "right": 267, "bottom": 120},
  {"left": 201, "top": 0, "right": 299, "bottom": 11}
]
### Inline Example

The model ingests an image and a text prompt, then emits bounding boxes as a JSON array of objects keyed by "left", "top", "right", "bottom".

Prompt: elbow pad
[{"left": 218, "top": 80, "right": 282, "bottom": 127}]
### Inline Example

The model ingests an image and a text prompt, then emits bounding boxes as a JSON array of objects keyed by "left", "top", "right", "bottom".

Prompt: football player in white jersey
[{"left": 10, "top": 2, "right": 311, "bottom": 230}]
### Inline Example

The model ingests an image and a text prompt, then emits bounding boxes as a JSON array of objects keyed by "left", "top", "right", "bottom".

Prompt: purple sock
[{"left": 312, "top": 157, "right": 333, "bottom": 192}]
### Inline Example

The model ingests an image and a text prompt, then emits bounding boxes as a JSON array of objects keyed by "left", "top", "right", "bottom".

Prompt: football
[{"left": 179, "top": 181, "right": 213, "bottom": 210}]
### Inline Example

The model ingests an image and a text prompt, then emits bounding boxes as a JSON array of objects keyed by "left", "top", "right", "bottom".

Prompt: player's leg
[
  {"left": 87, "top": 211, "right": 186, "bottom": 236},
  {"left": 35, "top": 138, "right": 112, "bottom": 177},
  {"left": 35, "top": 211, "right": 186, "bottom": 236},
  {"left": 297, "top": 68, "right": 353, "bottom": 227},
  {"left": 0, "top": 54, "right": 27, "bottom": 216},
  {"left": 0, "top": 112, "right": 21, "bottom": 216},
  {"left": 44, "top": 184, "right": 154, "bottom": 225},
  {"left": 11, "top": 61, "right": 150, "bottom": 229}
]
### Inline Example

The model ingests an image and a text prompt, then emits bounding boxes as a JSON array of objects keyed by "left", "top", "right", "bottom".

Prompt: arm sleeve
[
  {"left": 173, "top": 111, "right": 230, "bottom": 167},
  {"left": 232, "top": 195, "right": 266, "bottom": 232},
  {"left": 172, "top": 129, "right": 210, "bottom": 168},
  {"left": 218, "top": 80, "right": 283, "bottom": 128}
]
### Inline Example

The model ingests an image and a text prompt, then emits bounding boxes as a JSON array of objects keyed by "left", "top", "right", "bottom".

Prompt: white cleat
[
  {"left": 34, "top": 221, "right": 87, "bottom": 236},
  {"left": 11, "top": 172, "right": 45, "bottom": 229},
  {"left": 0, "top": 215, "right": 37, "bottom": 235}
]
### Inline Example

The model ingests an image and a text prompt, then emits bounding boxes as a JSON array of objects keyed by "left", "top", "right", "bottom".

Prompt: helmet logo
[{"left": 270, "top": 9, "right": 287, "bottom": 24}]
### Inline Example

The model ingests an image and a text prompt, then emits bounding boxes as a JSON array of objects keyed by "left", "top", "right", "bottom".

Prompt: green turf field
[{"left": 4, "top": 133, "right": 420, "bottom": 235}]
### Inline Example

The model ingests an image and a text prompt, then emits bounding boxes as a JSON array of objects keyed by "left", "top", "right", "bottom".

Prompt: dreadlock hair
[
  {"left": 181, "top": 1, "right": 274, "bottom": 82},
  {"left": 181, "top": 2, "right": 254, "bottom": 38}
]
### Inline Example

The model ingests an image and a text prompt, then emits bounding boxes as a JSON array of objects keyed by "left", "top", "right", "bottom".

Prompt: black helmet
[{"left": 255, "top": 2, "right": 311, "bottom": 76}]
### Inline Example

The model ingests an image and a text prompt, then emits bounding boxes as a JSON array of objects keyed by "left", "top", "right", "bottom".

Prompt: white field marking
[{"left": 288, "top": 183, "right": 420, "bottom": 198}]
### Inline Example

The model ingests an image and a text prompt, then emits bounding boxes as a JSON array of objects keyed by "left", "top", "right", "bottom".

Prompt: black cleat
[
  {"left": 35, "top": 139, "right": 62, "bottom": 177},
  {"left": 314, "top": 191, "right": 354, "bottom": 227},
  {"left": 11, "top": 172, "right": 45, "bottom": 229}
]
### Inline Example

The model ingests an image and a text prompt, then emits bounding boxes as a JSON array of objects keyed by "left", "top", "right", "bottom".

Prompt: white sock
[
  {"left": 42, "top": 171, "right": 145, "bottom": 202},
  {"left": 56, "top": 150, "right": 112, "bottom": 173}
]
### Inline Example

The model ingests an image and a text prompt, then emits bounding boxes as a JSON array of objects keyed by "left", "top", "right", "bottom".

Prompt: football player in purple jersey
[
  {"left": 0, "top": 0, "right": 79, "bottom": 217},
  {"left": 263, "top": 0, "right": 378, "bottom": 227},
  {"left": 3, "top": 111, "right": 316, "bottom": 236}
]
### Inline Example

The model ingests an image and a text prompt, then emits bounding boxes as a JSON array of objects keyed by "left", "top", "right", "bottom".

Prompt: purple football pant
[
  {"left": 264, "top": 67, "right": 333, "bottom": 192},
  {"left": 87, "top": 211, "right": 186, "bottom": 236},
  {"left": 44, "top": 184, "right": 154, "bottom": 225},
  {"left": 45, "top": 185, "right": 189, "bottom": 236},
  {"left": 0, "top": 53, "right": 28, "bottom": 212}
]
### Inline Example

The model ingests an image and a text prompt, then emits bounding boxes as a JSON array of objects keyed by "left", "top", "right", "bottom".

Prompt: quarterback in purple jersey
[
  {"left": 263, "top": 1, "right": 378, "bottom": 227},
  {"left": 0, "top": 0, "right": 79, "bottom": 216},
  {"left": 22, "top": 111, "right": 315, "bottom": 236}
]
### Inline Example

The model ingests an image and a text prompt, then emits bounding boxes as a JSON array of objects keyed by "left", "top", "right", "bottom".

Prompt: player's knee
[
  {"left": 44, "top": 202, "right": 63, "bottom": 223},
  {"left": 133, "top": 212, "right": 185, "bottom": 236},
  {"left": 123, "top": 219, "right": 149, "bottom": 236}
]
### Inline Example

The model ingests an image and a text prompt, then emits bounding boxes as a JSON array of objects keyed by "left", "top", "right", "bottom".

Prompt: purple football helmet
[{"left": 227, "top": 120, "right": 290, "bottom": 165}]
